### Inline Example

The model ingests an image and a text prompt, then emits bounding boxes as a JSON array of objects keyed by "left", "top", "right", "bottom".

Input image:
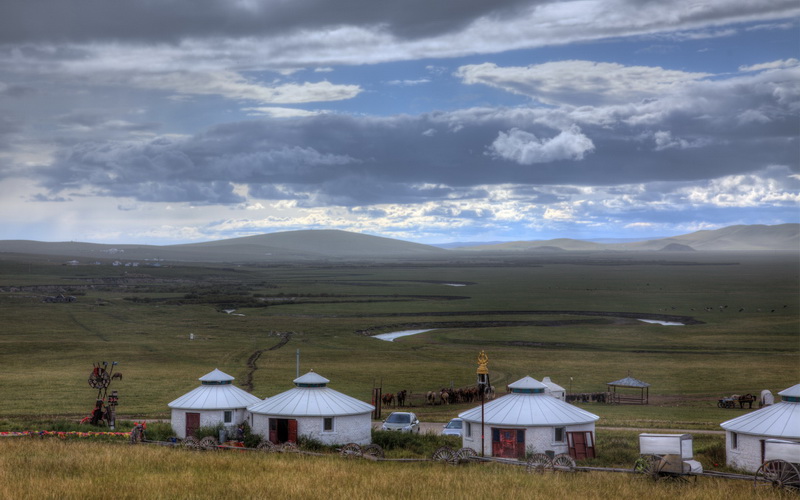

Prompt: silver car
[
  {"left": 381, "top": 412, "right": 420, "bottom": 433},
  {"left": 442, "top": 418, "right": 463, "bottom": 436}
]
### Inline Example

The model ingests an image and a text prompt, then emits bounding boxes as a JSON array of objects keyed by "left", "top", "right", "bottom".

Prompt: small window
[
  {"left": 554, "top": 427, "right": 565, "bottom": 442},
  {"left": 224, "top": 411, "right": 232, "bottom": 424},
  {"left": 731, "top": 432, "right": 738, "bottom": 449},
  {"left": 323, "top": 417, "right": 334, "bottom": 432},
  {"left": 465, "top": 422, "right": 472, "bottom": 437}
]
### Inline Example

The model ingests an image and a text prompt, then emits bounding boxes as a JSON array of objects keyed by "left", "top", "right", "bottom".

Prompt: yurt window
[
  {"left": 224, "top": 411, "right": 232, "bottom": 424},
  {"left": 465, "top": 421, "right": 472, "bottom": 437},
  {"left": 731, "top": 432, "right": 738, "bottom": 449},
  {"left": 323, "top": 417, "right": 334, "bottom": 432},
  {"left": 554, "top": 427, "right": 565, "bottom": 442}
]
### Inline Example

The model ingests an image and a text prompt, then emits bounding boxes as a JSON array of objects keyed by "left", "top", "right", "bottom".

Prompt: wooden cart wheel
[
  {"left": 633, "top": 454, "right": 664, "bottom": 479},
  {"left": 199, "top": 436, "right": 219, "bottom": 451},
  {"left": 339, "top": 443, "right": 362, "bottom": 458},
  {"left": 256, "top": 440, "right": 277, "bottom": 453},
  {"left": 452, "top": 447, "right": 477, "bottom": 465},
  {"left": 181, "top": 436, "right": 201, "bottom": 450},
  {"left": 552, "top": 454, "right": 576, "bottom": 472},
  {"left": 755, "top": 460, "right": 800, "bottom": 491},
  {"left": 526, "top": 453, "right": 551, "bottom": 473},
  {"left": 431, "top": 446, "right": 455, "bottom": 463},
  {"left": 280, "top": 442, "right": 299, "bottom": 453},
  {"left": 362, "top": 444, "right": 385, "bottom": 459}
]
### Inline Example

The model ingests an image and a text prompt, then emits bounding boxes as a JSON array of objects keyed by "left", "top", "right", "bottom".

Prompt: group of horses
[
  {"left": 379, "top": 385, "right": 498, "bottom": 408},
  {"left": 426, "top": 385, "right": 496, "bottom": 405},
  {"left": 380, "top": 390, "right": 407, "bottom": 408}
]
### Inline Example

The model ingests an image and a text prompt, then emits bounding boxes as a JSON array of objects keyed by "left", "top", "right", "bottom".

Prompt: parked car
[
  {"left": 381, "top": 412, "right": 420, "bottom": 433},
  {"left": 442, "top": 418, "right": 463, "bottom": 436}
]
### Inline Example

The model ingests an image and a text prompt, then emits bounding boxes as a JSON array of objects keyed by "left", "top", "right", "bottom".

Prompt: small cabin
[
  {"left": 167, "top": 369, "right": 261, "bottom": 439},
  {"left": 247, "top": 371, "right": 374, "bottom": 446},
  {"left": 720, "top": 383, "right": 800, "bottom": 472},
  {"left": 459, "top": 376, "right": 599, "bottom": 460}
]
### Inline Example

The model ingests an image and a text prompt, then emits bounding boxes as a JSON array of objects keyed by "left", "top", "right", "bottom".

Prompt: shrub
[{"left": 371, "top": 430, "right": 461, "bottom": 457}]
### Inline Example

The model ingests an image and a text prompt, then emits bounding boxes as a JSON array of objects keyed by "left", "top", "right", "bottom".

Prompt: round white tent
[
  {"left": 720, "top": 383, "right": 800, "bottom": 472},
  {"left": 248, "top": 371, "right": 374, "bottom": 446},
  {"left": 459, "top": 376, "right": 599, "bottom": 459},
  {"left": 168, "top": 368, "right": 261, "bottom": 439}
]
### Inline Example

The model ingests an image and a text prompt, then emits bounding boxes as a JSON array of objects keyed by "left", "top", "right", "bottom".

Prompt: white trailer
[
  {"left": 634, "top": 433, "right": 703, "bottom": 480},
  {"left": 754, "top": 439, "right": 800, "bottom": 491}
]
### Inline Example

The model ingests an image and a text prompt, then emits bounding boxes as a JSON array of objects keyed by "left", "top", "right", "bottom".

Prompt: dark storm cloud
[
  {"left": 0, "top": 0, "right": 534, "bottom": 44},
  {"left": 35, "top": 63, "right": 798, "bottom": 208}
]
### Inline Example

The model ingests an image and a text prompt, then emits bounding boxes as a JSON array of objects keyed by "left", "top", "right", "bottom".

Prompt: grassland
[
  {"left": 1, "top": 439, "right": 794, "bottom": 500},
  {"left": 0, "top": 250, "right": 797, "bottom": 497}
]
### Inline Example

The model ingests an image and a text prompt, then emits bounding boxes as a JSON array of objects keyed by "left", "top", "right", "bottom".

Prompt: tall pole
[
  {"left": 476, "top": 350, "right": 489, "bottom": 457},
  {"left": 296, "top": 349, "right": 300, "bottom": 378}
]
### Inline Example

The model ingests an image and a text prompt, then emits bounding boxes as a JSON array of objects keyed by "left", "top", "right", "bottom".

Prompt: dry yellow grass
[{"left": 0, "top": 439, "right": 793, "bottom": 500}]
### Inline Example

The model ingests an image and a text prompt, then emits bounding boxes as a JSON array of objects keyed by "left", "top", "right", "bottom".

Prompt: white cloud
[
  {"left": 456, "top": 61, "right": 711, "bottom": 105},
  {"left": 244, "top": 107, "right": 325, "bottom": 118},
  {"left": 739, "top": 58, "right": 799, "bottom": 72},
  {"left": 488, "top": 126, "right": 595, "bottom": 165}
]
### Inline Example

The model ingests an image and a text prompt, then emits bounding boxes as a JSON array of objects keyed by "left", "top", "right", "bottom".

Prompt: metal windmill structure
[{"left": 82, "top": 361, "right": 121, "bottom": 429}]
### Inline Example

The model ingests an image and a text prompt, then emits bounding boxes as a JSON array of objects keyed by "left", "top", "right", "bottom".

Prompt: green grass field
[{"left": 0, "top": 251, "right": 797, "bottom": 426}]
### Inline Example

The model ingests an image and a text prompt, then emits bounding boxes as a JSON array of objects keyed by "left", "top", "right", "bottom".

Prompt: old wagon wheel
[
  {"left": 256, "top": 440, "right": 277, "bottom": 453},
  {"left": 199, "top": 436, "right": 219, "bottom": 451},
  {"left": 362, "top": 444, "right": 385, "bottom": 459},
  {"left": 633, "top": 454, "right": 664, "bottom": 479},
  {"left": 552, "top": 454, "right": 576, "bottom": 472},
  {"left": 431, "top": 446, "right": 455, "bottom": 463},
  {"left": 526, "top": 453, "right": 552, "bottom": 473},
  {"left": 339, "top": 443, "right": 362, "bottom": 458},
  {"left": 755, "top": 460, "right": 800, "bottom": 491},
  {"left": 181, "top": 436, "right": 201, "bottom": 450},
  {"left": 280, "top": 442, "right": 299, "bottom": 453},
  {"left": 452, "top": 447, "right": 477, "bottom": 465}
]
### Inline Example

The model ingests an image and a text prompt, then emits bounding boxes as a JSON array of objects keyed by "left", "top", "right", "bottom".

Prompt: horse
[
  {"left": 737, "top": 393, "right": 756, "bottom": 409},
  {"left": 381, "top": 393, "right": 395, "bottom": 407},
  {"left": 439, "top": 391, "right": 449, "bottom": 405},
  {"left": 111, "top": 372, "right": 123, "bottom": 381},
  {"left": 426, "top": 391, "right": 436, "bottom": 405},
  {"left": 396, "top": 390, "right": 407, "bottom": 407}
]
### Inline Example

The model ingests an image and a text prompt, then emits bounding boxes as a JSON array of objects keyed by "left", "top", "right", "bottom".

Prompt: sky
[{"left": 0, "top": 0, "right": 798, "bottom": 245}]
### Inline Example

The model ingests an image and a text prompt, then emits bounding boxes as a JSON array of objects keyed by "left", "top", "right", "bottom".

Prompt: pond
[
  {"left": 373, "top": 329, "right": 435, "bottom": 341},
  {"left": 638, "top": 319, "right": 684, "bottom": 326}
]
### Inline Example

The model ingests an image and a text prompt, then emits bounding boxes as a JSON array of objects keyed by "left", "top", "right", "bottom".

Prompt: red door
[
  {"left": 567, "top": 431, "right": 595, "bottom": 459},
  {"left": 288, "top": 419, "right": 298, "bottom": 443},
  {"left": 492, "top": 429, "right": 524, "bottom": 458},
  {"left": 185, "top": 412, "right": 200, "bottom": 438}
]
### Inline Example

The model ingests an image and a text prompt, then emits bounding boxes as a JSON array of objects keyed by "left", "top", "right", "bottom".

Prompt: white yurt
[
  {"left": 542, "top": 376, "right": 566, "bottom": 401},
  {"left": 248, "top": 371, "right": 374, "bottom": 446},
  {"left": 720, "top": 383, "right": 800, "bottom": 472},
  {"left": 168, "top": 368, "right": 261, "bottom": 439},
  {"left": 459, "top": 376, "right": 600, "bottom": 459}
]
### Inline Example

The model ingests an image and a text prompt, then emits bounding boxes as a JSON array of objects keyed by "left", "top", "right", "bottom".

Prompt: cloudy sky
[{"left": 0, "top": 0, "right": 798, "bottom": 245}]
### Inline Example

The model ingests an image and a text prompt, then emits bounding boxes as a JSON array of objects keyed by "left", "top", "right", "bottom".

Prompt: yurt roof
[
  {"left": 168, "top": 369, "right": 260, "bottom": 410},
  {"left": 607, "top": 376, "right": 650, "bottom": 388},
  {"left": 248, "top": 371, "right": 373, "bottom": 417},
  {"left": 542, "top": 377, "right": 566, "bottom": 392},
  {"left": 720, "top": 383, "right": 800, "bottom": 439},
  {"left": 198, "top": 369, "right": 235, "bottom": 383},
  {"left": 459, "top": 376, "right": 599, "bottom": 426}
]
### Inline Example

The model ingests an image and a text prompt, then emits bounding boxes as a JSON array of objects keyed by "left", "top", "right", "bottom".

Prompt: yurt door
[
  {"left": 567, "top": 431, "right": 595, "bottom": 459},
  {"left": 492, "top": 428, "right": 524, "bottom": 458},
  {"left": 185, "top": 413, "right": 200, "bottom": 437}
]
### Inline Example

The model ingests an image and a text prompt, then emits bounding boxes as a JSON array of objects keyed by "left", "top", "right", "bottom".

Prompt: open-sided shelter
[
  {"left": 720, "top": 383, "right": 800, "bottom": 472},
  {"left": 607, "top": 375, "right": 650, "bottom": 404},
  {"left": 459, "top": 376, "right": 599, "bottom": 459},
  {"left": 248, "top": 371, "right": 374, "bottom": 446},
  {"left": 168, "top": 369, "right": 261, "bottom": 439}
]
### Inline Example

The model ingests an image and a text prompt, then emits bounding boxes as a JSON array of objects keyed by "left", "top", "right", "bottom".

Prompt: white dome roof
[
  {"left": 248, "top": 371, "right": 373, "bottom": 417},
  {"left": 459, "top": 376, "right": 599, "bottom": 426},
  {"left": 168, "top": 369, "right": 261, "bottom": 410},
  {"left": 721, "top": 383, "right": 800, "bottom": 439}
]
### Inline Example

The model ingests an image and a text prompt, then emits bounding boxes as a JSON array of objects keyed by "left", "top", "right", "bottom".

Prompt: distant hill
[
  {"left": 0, "top": 224, "right": 795, "bottom": 264},
  {"left": 457, "top": 224, "right": 798, "bottom": 253}
]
